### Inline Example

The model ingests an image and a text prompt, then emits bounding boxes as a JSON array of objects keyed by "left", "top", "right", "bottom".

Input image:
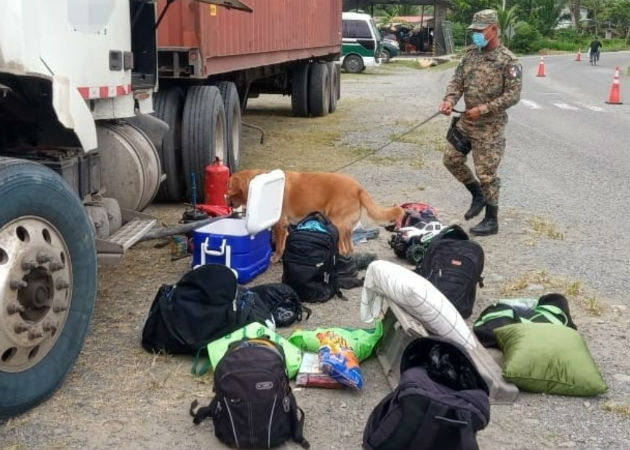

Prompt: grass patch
[
  {"left": 428, "top": 60, "right": 459, "bottom": 72},
  {"left": 390, "top": 119, "right": 450, "bottom": 152},
  {"left": 368, "top": 154, "right": 425, "bottom": 169},
  {"left": 498, "top": 271, "right": 606, "bottom": 316},
  {"left": 528, "top": 217, "right": 565, "bottom": 240},
  {"left": 603, "top": 401, "right": 630, "bottom": 416},
  {"left": 241, "top": 105, "right": 370, "bottom": 172}
]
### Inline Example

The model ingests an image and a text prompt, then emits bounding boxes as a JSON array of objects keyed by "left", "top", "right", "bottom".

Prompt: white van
[{"left": 342, "top": 12, "right": 382, "bottom": 73}]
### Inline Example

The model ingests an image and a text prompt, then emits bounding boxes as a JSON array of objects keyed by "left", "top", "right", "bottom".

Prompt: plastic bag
[
  {"left": 317, "top": 331, "right": 363, "bottom": 389},
  {"left": 288, "top": 321, "right": 383, "bottom": 362}
]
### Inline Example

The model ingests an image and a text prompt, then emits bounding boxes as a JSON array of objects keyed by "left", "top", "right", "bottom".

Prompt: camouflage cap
[{"left": 468, "top": 9, "right": 498, "bottom": 30}]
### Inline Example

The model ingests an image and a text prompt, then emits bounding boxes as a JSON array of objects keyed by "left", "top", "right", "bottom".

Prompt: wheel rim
[
  {"left": 215, "top": 111, "right": 227, "bottom": 165},
  {"left": 347, "top": 56, "right": 361, "bottom": 72},
  {"left": 0, "top": 217, "right": 72, "bottom": 372}
]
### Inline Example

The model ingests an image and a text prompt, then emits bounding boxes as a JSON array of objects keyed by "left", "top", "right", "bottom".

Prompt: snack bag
[{"left": 317, "top": 331, "right": 363, "bottom": 390}]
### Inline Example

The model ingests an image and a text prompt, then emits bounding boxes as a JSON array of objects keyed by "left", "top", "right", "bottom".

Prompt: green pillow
[{"left": 494, "top": 323, "right": 608, "bottom": 396}]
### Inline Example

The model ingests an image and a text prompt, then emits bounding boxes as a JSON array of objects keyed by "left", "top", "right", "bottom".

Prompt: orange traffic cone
[
  {"left": 575, "top": 49, "right": 581, "bottom": 61},
  {"left": 536, "top": 56, "right": 546, "bottom": 77},
  {"left": 606, "top": 66, "right": 623, "bottom": 105}
]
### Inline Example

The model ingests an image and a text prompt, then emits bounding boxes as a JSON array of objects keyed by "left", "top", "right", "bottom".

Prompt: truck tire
[
  {"left": 291, "top": 63, "right": 310, "bottom": 117},
  {"left": 214, "top": 81, "right": 241, "bottom": 174},
  {"left": 343, "top": 54, "right": 364, "bottom": 74},
  {"left": 327, "top": 62, "right": 339, "bottom": 113},
  {"left": 0, "top": 158, "right": 97, "bottom": 420},
  {"left": 308, "top": 63, "right": 330, "bottom": 117},
  {"left": 182, "top": 86, "right": 227, "bottom": 203},
  {"left": 154, "top": 87, "right": 185, "bottom": 202}
]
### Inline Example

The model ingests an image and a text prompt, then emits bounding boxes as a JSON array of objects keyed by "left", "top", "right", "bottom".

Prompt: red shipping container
[{"left": 157, "top": 0, "right": 342, "bottom": 76}]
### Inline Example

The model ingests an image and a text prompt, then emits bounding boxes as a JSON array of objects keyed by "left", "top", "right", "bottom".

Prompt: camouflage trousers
[{"left": 443, "top": 119, "right": 506, "bottom": 206}]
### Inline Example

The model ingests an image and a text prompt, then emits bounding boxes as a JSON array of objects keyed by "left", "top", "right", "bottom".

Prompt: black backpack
[
  {"left": 473, "top": 293, "right": 577, "bottom": 348},
  {"left": 363, "top": 337, "right": 490, "bottom": 450},
  {"left": 282, "top": 211, "right": 340, "bottom": 302},
  {"left": 191, "top": 338, "right": 309, "bottom": 449},
  {"left": 141, "top": 264, "right": 272, "bottom": 355},
  {"left": 415, "top": 225, "right": 484, "bottom": 318},
  {"left": 248, "top": 283, "right": 312, "bottom": 327}
]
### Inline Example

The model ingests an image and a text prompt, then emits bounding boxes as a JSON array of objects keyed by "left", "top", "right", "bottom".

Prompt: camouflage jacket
[{"left": 444, "top": 45, "right": 522, "bottom": 124}]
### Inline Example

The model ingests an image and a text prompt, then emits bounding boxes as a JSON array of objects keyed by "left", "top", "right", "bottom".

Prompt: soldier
[{"left": 438, "top": 9, "right": 522, "bottom": 235}]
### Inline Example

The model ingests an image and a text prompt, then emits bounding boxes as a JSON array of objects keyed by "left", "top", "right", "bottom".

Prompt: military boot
[
  {"left": 470, "top": 205, "right": 498, "bottom": 236},
  {"left": 464, "top": 181, "right": 486, "bottom": 220}
]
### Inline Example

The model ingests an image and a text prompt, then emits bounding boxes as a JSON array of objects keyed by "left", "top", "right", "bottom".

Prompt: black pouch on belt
[{"left": 446, "top": 116, "right": 472, "bottom": 155}]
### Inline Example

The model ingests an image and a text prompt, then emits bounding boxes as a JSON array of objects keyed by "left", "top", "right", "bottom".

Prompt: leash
[{"left": 333, "top": 108, "right": 466, "bottom": 173}]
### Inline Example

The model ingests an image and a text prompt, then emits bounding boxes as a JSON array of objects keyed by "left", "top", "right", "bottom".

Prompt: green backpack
[{"left": 473, "top": 293, "right": 577, "bottom": 348}]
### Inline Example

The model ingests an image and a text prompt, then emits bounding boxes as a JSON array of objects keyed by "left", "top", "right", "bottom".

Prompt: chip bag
[{"left": 317, "top": 331, "right": 363, "bottom": 390}]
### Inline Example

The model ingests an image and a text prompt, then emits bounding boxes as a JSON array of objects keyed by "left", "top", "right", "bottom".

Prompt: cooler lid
[{"left": 245, "top": 169, "right": 285, "bottom": 235}]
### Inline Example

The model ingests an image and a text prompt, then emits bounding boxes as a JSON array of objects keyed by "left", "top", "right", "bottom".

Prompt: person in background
[
  {"left": 589, "top": 37, "right": 602, "bottom": 63},
  {"left": 438, "top": 9, "right": 522, "bottom": 236}
]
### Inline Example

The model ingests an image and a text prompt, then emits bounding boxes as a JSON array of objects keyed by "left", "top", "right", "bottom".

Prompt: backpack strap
[
  {"left": 190, "top": 398, "right": 217, "bottom": 425},
  {"left": 406, "top": 401, "right": 451, "bottom": 449},
  {"left": 191, "top": 347, "right": 212, "bottom": 377},
  {"left": 293, "top": 406, "right": 310, "bottom": 449},
  {"left": 526, "top": 304, "right": 568, "bottom": 326},
  {"left": 452, "top": 409, "right": 480, "bottom": 450},
  {"left": 473, "top": 308, "right": 515, "bottom": 327}
]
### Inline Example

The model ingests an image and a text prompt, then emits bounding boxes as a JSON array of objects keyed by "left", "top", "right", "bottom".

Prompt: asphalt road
[{"left": 500, "top": 51, "right": 630, "bottom": 304}]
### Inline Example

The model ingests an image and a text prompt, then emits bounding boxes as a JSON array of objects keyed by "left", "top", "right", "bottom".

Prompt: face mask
[{"left": 472, "top": 32, "right": 488, "bottom": 48}]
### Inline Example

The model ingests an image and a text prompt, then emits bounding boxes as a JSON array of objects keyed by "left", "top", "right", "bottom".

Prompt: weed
[
  {"left": 585, "top": 296, "right": 603, "bottom": 316},
  {"left": 603, "top": 401, "right": 630, "bottom": 416},
  {"left": 499, "top": 270, "right": 550, "bottom": 295},
  {"left": 528, "top": 217, "right": 565, "bottom": 240},
  {"left": 566, "top": 281, "right": 582, "bottom": 297}
]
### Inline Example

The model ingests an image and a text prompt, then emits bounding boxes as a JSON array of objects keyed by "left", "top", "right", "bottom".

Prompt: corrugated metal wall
[{"left": 158, "top": 0, "right": 342, "bottom": 74}]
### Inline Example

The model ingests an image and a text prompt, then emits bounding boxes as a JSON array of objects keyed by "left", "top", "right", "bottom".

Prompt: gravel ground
[{"left": 1, "top": 61, "right": 629, "bottom": 450}]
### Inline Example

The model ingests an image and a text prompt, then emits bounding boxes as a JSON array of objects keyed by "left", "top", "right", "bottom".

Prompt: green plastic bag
[
  {"left": 207, "top": 322, "right": 303, "bottom": 379},
  {"left": 288, "top": 321, "right": 383, "bottom": 362}
]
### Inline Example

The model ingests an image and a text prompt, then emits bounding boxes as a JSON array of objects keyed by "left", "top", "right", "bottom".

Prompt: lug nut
[
  {"left": 53, "top": 304, "right": 68, "bottom": 313},
  {"left": 28, "top": 330, "right": 43, "bottom": 340},
  {"left": 21, "top": 258, "right": 37, "bottom": 270},
  {"left": 36, "top": 251, "right": 52, "bottom": 264},
  {"left": 50, "top": 261, "right": 65, "bottom": 272},
  {"left": 14, "top": 324, "right": 28, "bottom": 334},
  {"left": 6, "top": 303, "right": 25, "bottom": 315},
  {"left": 43, "top": 322, "right": 58, "bottom": 333},
  {"left": 9, "top": 279, "right": 27, "bottom": 290},
  {"left": 55, "top": 279, "right": 70, "bottom": 290}
]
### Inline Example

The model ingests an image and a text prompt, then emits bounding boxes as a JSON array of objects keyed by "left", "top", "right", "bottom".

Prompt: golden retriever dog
[{"left": 227, "top": 170, "right": 404, "bottom": 262}]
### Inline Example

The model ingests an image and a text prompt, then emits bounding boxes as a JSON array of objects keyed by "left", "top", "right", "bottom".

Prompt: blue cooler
[{"left": 192, "top": 170, "right": 285, "bottom": 284}]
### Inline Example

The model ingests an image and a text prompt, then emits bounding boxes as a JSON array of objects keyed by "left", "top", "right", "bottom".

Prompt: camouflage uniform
[{"left": 442, "top": 44, "right": 522, "bottom": 206}]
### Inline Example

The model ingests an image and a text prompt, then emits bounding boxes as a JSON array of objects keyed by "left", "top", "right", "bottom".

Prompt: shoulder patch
[{"left": 507, "top": 64, "right": 522, "bottom": 80}]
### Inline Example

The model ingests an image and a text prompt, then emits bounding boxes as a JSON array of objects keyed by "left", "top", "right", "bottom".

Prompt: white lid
[{"left": 245, "top": 169, "right": 285, "bottom": 234}]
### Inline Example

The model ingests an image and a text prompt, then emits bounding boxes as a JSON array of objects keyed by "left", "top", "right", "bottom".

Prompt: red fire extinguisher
[{"left": 205, "top": 157, "right": 230, "bottom": 206}]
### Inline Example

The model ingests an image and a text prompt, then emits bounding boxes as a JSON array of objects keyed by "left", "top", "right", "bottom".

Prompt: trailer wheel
[
  {"left": 343, "top": 54, "right": 364, "bottom": 74},
  {"left": 154, "top": 87, "right": 185, "bottom": 202},
  {"left": 215, "top": 81, "right": 241, "bottom": 174},
  {"left": 327, "top": 62, "right": 339, "bottom": 113},
  {"left": 0, "top": 158, "right": 97, "bottom": 420},
  {"left": 182, "top": 86, "right": 227, "bottom": 203},
  {"left": 291, "top": 63, "right": 310, "bottom": 117},
  {"left": 308, "top": 63, "right": 330, "bottom": 117}
]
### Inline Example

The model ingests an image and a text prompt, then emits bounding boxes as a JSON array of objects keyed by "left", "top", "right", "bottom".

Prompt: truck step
[{"left": 96, "top": 208, "right": 157, "bottom": 265}]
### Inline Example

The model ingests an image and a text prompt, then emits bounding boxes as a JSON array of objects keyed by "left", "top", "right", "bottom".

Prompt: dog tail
[{"left": 359, "top": 189, "right": 404, "bottom": 223}]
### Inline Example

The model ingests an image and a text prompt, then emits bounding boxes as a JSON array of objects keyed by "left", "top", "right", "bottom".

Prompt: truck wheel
[
  {"left": 154, "top": 87, "right": 185, "bottom": 202},
  {"left": 343, "top": 54, "right": 364, "bottom": 74},
  {"left": 308, "top": 63, "right": 330, "bottom": 117},
  {"left": 291, "top": 63, "right": 310, "bottom": 117},
  {"left": 215, "top": 81, "right": 241, "bottom": 174},
  {"left": 182, "top": 86, "right": 227, "bottom": 203},
  {"left": 0, "top": 158, "right": 97, "bottom": 420},
  {"left": 326, "top": 62, "right": 338, "bottom": 113},
  {"left": 380, "top": 48, "right": 392, "bottom": 63}
]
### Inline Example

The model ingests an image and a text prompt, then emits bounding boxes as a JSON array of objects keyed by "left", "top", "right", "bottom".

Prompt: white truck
[{"left": 0, "top": 0, "right": 182, "bottom": 419}]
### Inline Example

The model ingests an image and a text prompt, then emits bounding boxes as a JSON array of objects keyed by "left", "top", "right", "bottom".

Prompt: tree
[
  {"left": 583, "top": 0, "right": 611, "bottom": 36},
  {"left": 534, "top": 0, "right": 566, "bottom": 36},
  {"left": 493, "top": 0, "right": 520, "bottom": 46},
  {"left": 601, "top": 0, "right": 630, "bottom": 39},
  {"left": 569, "top": 1, "right": 582, "bottom": 27}
]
